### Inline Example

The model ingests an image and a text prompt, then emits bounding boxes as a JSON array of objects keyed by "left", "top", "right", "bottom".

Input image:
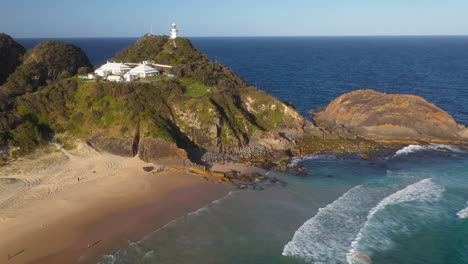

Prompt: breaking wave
[
  {"left": 282, "top": 184, "right": 392, "bottom": 263},
  {"left": 457, "top": 203, "right": 468, "bottom": 219},
  {"left": 347, "top": 179, "right": 445, "bottom": 264},
  {"left": 394, "top": 144, "right": 465, "bottom": 157},
  {"left": 282, "top": 177, "right": 444, "bottom": 264},
  {"left": 289, "top": 154, "right": 336, "bottom": 167}
]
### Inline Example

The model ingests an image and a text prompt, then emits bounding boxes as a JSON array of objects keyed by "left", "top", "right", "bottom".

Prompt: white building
[
  {"left": 129, "top": 64, "right": 159, "bottom": 78},
  {"left": 95, "top": 61, "right": 131, "bottom": 77},
  {"left": 124, "top": 73, "right": 137, "bottom": 82},
  {"left": 107, "top": 75, "right": 124, "bottom": 82},
  {"left": 170, "top": 23, "right": 178, "bottom": 39}
]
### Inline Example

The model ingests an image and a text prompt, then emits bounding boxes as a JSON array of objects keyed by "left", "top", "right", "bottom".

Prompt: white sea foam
[
  {"left": 143, "top": 250, "right": 155, "bottom": 258},
  {"left": 347, "top": 178, "right": 445, "bottom": 264},
  {"left": 282, "top": 184, "right": 391, "bottom": 263},
  {"left": 137, "top": 190, "right": 235, "bottom": 243},
  {"left": 289, "top": 154, "right": 336, "bottom": 166},
  {"left": 98, "top": 254, "right": 116, "bottom": 264},
  {"left": 394, "top": 143, "right": 465, "bottom": 157},
  {"left": 367, "top": 178, "right": 444, "bottom": 217},
  {"left": 457, "top": 202, "right": 468, "bottom": 219},
  {"left": 282, "top": 177, "right": 445, "bottom": 264}
]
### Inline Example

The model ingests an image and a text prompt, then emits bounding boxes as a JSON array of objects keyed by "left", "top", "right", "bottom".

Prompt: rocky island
[{"left": 0, "top": 33, "right": 467, "bottom": 264}]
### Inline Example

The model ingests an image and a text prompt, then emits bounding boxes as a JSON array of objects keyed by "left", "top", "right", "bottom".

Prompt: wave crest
[
  {"left": 347, "top": 179, "right": 445, "bottom": 264},
  {"left": 457, "top": 204, "right": 468, "bottom": 219},
  {"left": 394, "top": 144, "right": 466, "bottom": 157}
]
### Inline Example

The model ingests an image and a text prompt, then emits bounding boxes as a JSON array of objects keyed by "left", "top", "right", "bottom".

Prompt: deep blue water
[
  {"left": 15, "top": 37, "right": 468, "bottom": 264},
  {"left": 16, "top": 36, "right": 468, "bottom": 124}
]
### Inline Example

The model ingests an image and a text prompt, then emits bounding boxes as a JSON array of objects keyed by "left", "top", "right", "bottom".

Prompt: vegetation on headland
[
  {"left": 1, "top": 33, "right": 466, "bottom": 166},
  {"left": 0, "top": 33, "right": 25, "bottom": 85},
  {"left": 0, "top": 34, "right": 310, "bottom": 164}
]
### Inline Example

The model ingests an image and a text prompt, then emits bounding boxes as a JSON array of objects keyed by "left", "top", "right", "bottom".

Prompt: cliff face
[
  {"left": 0, "top": 33, "right": 25, "bottom": 85},
  {"left": 314, "top": 89, "right": 468, "bottom": 143}
]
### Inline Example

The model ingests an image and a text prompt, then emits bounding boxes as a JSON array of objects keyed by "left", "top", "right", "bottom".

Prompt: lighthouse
[{"left": 170, "top": 23, "right": 178, "bottom": 39}]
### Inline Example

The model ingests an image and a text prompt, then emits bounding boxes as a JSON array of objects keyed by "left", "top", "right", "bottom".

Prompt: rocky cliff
[
  {"left": 2, "top": 36, "right": 465, "bottom": 166},
  {"left": 0, "top": 33, "right": 25, "bottom": 85},
  {"left": 313, "top": 89, "right": 468, "bottom": 143},
  {"left": 0, "top": 36, "right": 314, "bottom": 165}
]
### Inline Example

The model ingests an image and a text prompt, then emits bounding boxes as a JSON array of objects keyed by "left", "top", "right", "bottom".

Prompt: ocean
[{"left": 16, "top": 37, "right": 468, "bottom": 264}]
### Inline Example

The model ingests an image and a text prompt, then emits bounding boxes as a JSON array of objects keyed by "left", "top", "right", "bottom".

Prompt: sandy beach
[{"left": 0, "top": 143, "right": 228, "bottom": 264}]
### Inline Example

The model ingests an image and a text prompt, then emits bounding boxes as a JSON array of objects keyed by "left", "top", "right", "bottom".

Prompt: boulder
[
  {"left": 88, "top": 133, "right": 135, "bottom": 157},
  {"left": 138, "top": 137, "right": 189, "bottom": 166},
  {"left": 314, "top": 89, "right": 468, "bottom": 143}
]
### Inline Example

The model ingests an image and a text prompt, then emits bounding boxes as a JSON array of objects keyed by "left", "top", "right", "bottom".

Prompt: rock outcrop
[
  {"left": 5, "top": 35, "right": 465, "bottom": 166},
  {"left": 138, "top": 138, "right": 189, "bottom": 166},
  {"left": 88, "top": 133, "right": 135, "bottom": 157},
  {"left": 314, "top": 89, "right": 468, "bottom": 143},
  {"left": 0, "top": 33, "right": 25, "bottom": 84}
]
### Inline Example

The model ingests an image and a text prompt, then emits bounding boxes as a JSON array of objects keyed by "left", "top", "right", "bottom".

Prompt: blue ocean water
[{"left": 15, "top": 37, "right": 468, "bottom": 264}]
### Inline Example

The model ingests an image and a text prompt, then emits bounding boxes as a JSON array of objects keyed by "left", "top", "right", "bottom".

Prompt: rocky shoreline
[{"left": 1, "top": 34, "right": 467, "bottom": 172}]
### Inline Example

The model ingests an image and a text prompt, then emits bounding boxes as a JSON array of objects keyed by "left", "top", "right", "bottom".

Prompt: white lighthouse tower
[{"left": 170, "top": 23, "right": 178, "bottom": 39}]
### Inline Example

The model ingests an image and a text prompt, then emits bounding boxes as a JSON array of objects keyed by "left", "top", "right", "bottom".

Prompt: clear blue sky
[{"left": 2, "top": 0, "right": 468, "bottom": 37}]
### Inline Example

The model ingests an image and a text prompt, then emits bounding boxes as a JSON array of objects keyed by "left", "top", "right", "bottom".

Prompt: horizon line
[{"left": 13, "top": 34, "right": 468, "bottom": 39}]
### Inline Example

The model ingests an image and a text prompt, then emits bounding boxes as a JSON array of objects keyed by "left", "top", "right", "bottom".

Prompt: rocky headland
[
  {"left": 0, "top": 33, "right": 467, "bottom": 264},
  {"left": 0, "top": 33, "right": 466, "bottom": 168},
  {"left": 313, "top": 89, "right": 468, "bottom": 144}
]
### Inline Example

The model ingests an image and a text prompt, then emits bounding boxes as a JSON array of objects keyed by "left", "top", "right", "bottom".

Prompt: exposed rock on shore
[
  {"left": 314, "top": 89, "right": 468, "bottom": 143},
  {"left": 138, "top": 137, "right": 189, "bottom": 166}
]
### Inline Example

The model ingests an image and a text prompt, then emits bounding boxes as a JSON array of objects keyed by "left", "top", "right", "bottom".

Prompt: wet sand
[{"left": 0, "top": 144, "right": 228, "bottom": 264}]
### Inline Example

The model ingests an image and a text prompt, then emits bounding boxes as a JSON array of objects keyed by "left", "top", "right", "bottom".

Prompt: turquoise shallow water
[{"left": 98, "top": 145, "right": 468, "bottom": 264}]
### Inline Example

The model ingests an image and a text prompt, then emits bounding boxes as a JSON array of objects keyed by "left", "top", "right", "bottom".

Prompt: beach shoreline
[{"left": 0, "top": 145, "right": 229, "bottom": 264}]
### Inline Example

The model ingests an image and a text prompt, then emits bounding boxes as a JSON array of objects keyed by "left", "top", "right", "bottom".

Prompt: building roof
[
  {"left": 107, "top": 75, "right": 123, "bottom": 80},
  {"left": 129, "top": 64, "right": 158, "bottom": 74},
  {"left": 97, "top": 61, "right": 131, "bottom": 71}
]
